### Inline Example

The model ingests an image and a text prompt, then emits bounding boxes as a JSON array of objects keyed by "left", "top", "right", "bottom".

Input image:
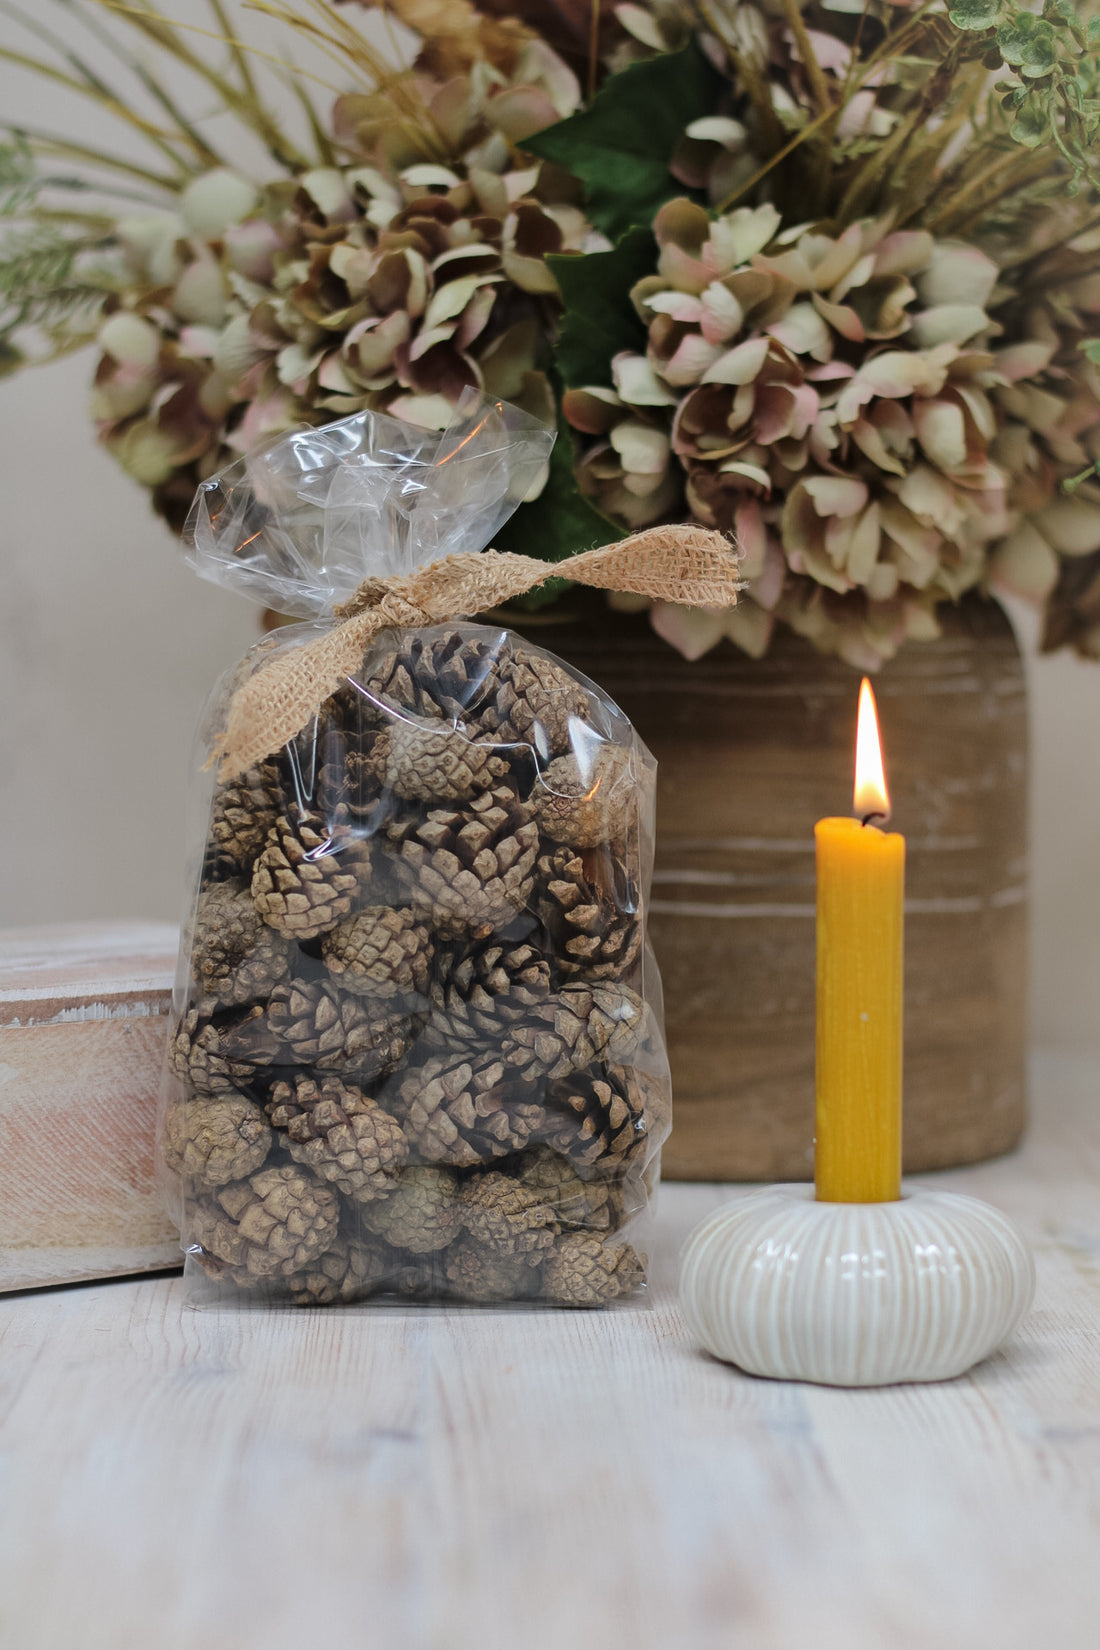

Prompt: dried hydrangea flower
[{"left": 566, "top": 200, "right": 1077, "bottom": 667}]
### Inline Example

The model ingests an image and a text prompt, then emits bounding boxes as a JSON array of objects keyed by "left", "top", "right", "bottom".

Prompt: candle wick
[{"left": 860, "top": 811, "right": 888, "bottom": 828}]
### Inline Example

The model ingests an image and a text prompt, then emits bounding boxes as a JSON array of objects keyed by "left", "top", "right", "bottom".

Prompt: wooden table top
[{"left": 1, "top": 1049, "right": 1096, "bottom": 1650}]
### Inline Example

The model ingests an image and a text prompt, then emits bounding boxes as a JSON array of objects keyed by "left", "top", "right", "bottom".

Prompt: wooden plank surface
[
  {"left": 0, "top": 1049, "right": 1096, "bottom": 1650},
  {"left": 0, "top": 919, "right": 178, "bottom": 1020}
]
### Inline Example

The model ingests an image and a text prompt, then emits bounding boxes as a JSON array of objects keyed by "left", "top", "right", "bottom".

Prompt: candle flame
[{"left": 853, "top": 677, "right": 890, "bottom": 824}]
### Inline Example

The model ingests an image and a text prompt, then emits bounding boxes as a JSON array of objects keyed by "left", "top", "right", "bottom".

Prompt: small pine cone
[
  {"left": 539, "top": 1065, "right": 657, "bottom": 1167},
  {"left": 190, "top": 881, "right": 290, "bottom": 1010},
  {"left": 483, "top": 648, "right": 590, "bottom": 758},
  {"left": 322, "top": 906, "right": 433, "bottom": 1002},
  {"left": 162, "top": 1092, "right": 273, "bottom": 1188},
  {"left": 387, "top": 1048, "right": 544, "bottom": 1168},
  {"left": 208, "top": 759, "right": 283, "bottom": 871},
  {"left": 266, "top": 1074, "right": 408, "bottom": 1201},
  {"left": 429, "top": 938, "right": 552, "bottom": 1044},
  {"left": 363, "top": 629, "right": 502, "bottom": 725},
  {"left": 251, "top": 808, "right": 369, "bottom": 939},
  {"left": 388, "top": 786, "right": 539, "bottom": 935},
  {"left": 514, "top": 1145, "right": 621, "bottom": 1232},
  {"left": 534, "top": 846, "right": 642, "bottom": 981},
  {"left": 317, "top": 723, "right": 397, "bottom": 825},
  {"left": 169, "top": 1007, "right": 278, "bottom": 1094},
  {"left": 443, "top": 1237, "right": 543, "bottom": 1302},
  {"left": 502, "top": 983, "right": 648, "bottom": 1081},
  {"left": 541, "top": 1234, "right": 646, "bottom": 1305},
  {"left": 374, "top": 718, "right": 511, "bottom": 802},
  {"left": 285, "top": 1234, "right": 399, "bottom": 1306},
  {"left": 460, "top": 1169, "right": 557, "bottom": 1256},
  {"left": 190, "top": 1163, "right": 340, "bottom": 1281},
  {"left": 265, "top": 978, "right": 415, "bottom": 1078},
  {"left": 358, "top": 1165, "right": 462, "bottom": 1252},
  {"left": 534, "top": 745, "right": 635, "bottom": 848}
]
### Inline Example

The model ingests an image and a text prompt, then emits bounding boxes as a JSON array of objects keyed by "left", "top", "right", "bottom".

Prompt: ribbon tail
[
  {"left": 562, "top": 526, "right": 742, "bottom": 607},
  {"left": 216, "top": 524, "right": 739, "bottom": 780}
]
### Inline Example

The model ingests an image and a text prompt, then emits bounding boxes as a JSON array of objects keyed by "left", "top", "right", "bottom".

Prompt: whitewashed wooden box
[{"left": 0, "top": 922, "right": 181, "bottom": 1291}]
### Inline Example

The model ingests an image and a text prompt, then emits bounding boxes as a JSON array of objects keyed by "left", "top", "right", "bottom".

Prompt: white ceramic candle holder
[{"left": 679, "top": 1185, "right": 1034, "bottom": 1387}]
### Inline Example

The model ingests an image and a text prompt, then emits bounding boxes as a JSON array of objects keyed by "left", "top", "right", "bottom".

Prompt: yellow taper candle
[{"left": 814, "top": 679, "right": 905, "bottom": 1203}]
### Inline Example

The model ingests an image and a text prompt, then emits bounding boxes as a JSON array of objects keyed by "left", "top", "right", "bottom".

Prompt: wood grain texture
[
  {"left": 0, "top": 922, "right": 180, "bottom": 1290},
  {"left": 0, "top": 1049, "right": 1094, "bottom": 1650},
  {"left": 537, "top": 599, "right": 1028, "bottom": 1181}
]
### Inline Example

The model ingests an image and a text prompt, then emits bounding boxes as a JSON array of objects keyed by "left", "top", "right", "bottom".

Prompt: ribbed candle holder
[{"left": 679, "top": 1185, "right": 1035, "bottom": 1387}]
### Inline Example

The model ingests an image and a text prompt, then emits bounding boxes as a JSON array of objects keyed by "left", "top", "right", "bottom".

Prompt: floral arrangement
[{"left": 4, "top": 0, "right": 1100, "bottom": 663}]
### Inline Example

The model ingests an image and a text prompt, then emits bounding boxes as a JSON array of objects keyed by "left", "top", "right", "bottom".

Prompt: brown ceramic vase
[{"left": 521, "top": 595, "right": 1028, "bottom": 1182}]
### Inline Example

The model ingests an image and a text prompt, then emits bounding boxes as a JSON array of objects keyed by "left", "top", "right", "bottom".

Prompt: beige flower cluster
[
  {"left": 565, "top": 199, "right": 1100, "bottom": 666},
  {"left": 90, "top": 42, "right": 595, "bottom": 526}
]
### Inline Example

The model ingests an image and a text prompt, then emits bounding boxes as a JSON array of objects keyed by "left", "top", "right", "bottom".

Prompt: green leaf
[
  {"left": 949, "top": 0, "right": 1002, "bottom": 31},
  {"left": 492, "top": 409, "right": 626, "bottom": 568},
  {"left": 1044, "top": 0, "right": 1081, "bottom": 27},
  {"left": 547, "top": 227, "right": 654, "bottom": 390},
  {"left": 1009, "top": 96, "right": 1050, "bottom": 145},
  {"left": 1079, "top": 337, "right": 1100, "bottom": 363},
  {"left": 997, "top": 15, "right": 1058, "bottom": 75},
  {"left": 525, "top": 44, "right": 723, "bottom": 240},
  {"left": 1088, "top": 16, "right": 1100, "bottom": 47}
]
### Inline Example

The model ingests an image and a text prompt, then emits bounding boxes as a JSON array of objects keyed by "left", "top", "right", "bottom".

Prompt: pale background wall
[{"left": 1, "top": 6, "right": 1098, "bottom": 1049}]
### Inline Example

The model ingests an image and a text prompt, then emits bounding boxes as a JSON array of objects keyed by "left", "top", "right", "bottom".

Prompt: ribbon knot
[{"left": 215, "top": 526, "right": 741, "bottom": 780}]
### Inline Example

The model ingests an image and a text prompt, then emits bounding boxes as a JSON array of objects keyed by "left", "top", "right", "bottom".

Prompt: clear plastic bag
[{"left": 161, "top": 396, "right": 671, "bottom": 1307}]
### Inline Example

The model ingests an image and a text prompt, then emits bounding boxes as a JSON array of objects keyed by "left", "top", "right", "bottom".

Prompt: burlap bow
[{"left": 215, "top": 524, "right": 740, "bottom": 779}]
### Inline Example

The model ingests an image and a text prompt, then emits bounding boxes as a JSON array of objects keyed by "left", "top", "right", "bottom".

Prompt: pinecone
[
  {"left": 534, "top": 744, "right": 636, "bottom": 848},
  {"left": 366, "top": 630, "right": 589, "bottom": 759},
  {"left": 162, "top": 1093, "right": 273, "bottom": 1188},
  {"left": 315, "top": 723, "right": 394, "bottom": 824},
  {"left": 388, "top": 785, "right": 539, "bottom": 936},
  {"left": 266, "top": 1074, "right": 409, "bottom": 1201},
  {"left": 539, "top": 1065, "right": 659, "bottom": 1168},
  {"left": 386, "top": 1047, "right": 543, "bottom": 1167},
  {"left": 169, "top": 1007, "right": 279, "bottom": 1094},
  {"left": 459, "top": 1168, "right": 557, "bottom": 1256},
  {"left": 251, "top": 807, "right": 369, "bottom": 939},
  {"left": 265, "top": 978, "right": 416, "bottom": 1079},
  {"left": 189, "top": 1163, "right": 340, "bottom": 1281},
  {"left": 364, "top": 629, "right": 505, "bottom": 725},
  {"left": 373, "top": 718, "right": 511, "bottom": 802},
  {"left": 284, "top": 1234, "right": 398, "bottom": 1306},
  {"left": 208, "top": 758, "right": 283, "bottom": 871},
  {"left": 483, "top": 648, "right": 591, "bottom": 759},
  {"left": 514, "top": 1145, "right": 622, "bottom": 1233},
  {"left": 443, "top": 1237, "right": 543, "bottom": 1302},
  {"left": 429, "top": 938, "right": 552, "bottom": 1045},
  {"left": 358, "top": 1165, "right": 462, "bottom": 1252},
  {"left": 541, "top": 1234, "right": 646, "bottom": 1305},
  {"left": 190, "top": 880, "right": 290, "bottom": 1010},
  {"left": 502, "top": 983, "right": 648, "bottom": 1081},
  {"left": 534, "top": 846, "right": 642, "bottom": 981},
  {"left": 321, "top": 905, "right": 433, "bottom": 1002}
]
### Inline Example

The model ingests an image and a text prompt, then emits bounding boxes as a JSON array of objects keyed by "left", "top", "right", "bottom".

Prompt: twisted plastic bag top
[{"left": 184, "top": 392, "right": 555, "bottom": 618}]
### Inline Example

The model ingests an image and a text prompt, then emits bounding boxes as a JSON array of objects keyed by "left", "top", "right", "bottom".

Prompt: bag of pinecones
[{"left": 159, "top": 394, "right": 702, "bottom": 1308}]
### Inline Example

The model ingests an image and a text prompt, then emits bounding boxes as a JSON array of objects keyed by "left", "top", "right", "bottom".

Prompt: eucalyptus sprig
[
  {"left": 0, "top": 134, "right": 125, "bottom": 370},
  {"left": 950, "top": 0, "right": 1100, "bottom": 197}
]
